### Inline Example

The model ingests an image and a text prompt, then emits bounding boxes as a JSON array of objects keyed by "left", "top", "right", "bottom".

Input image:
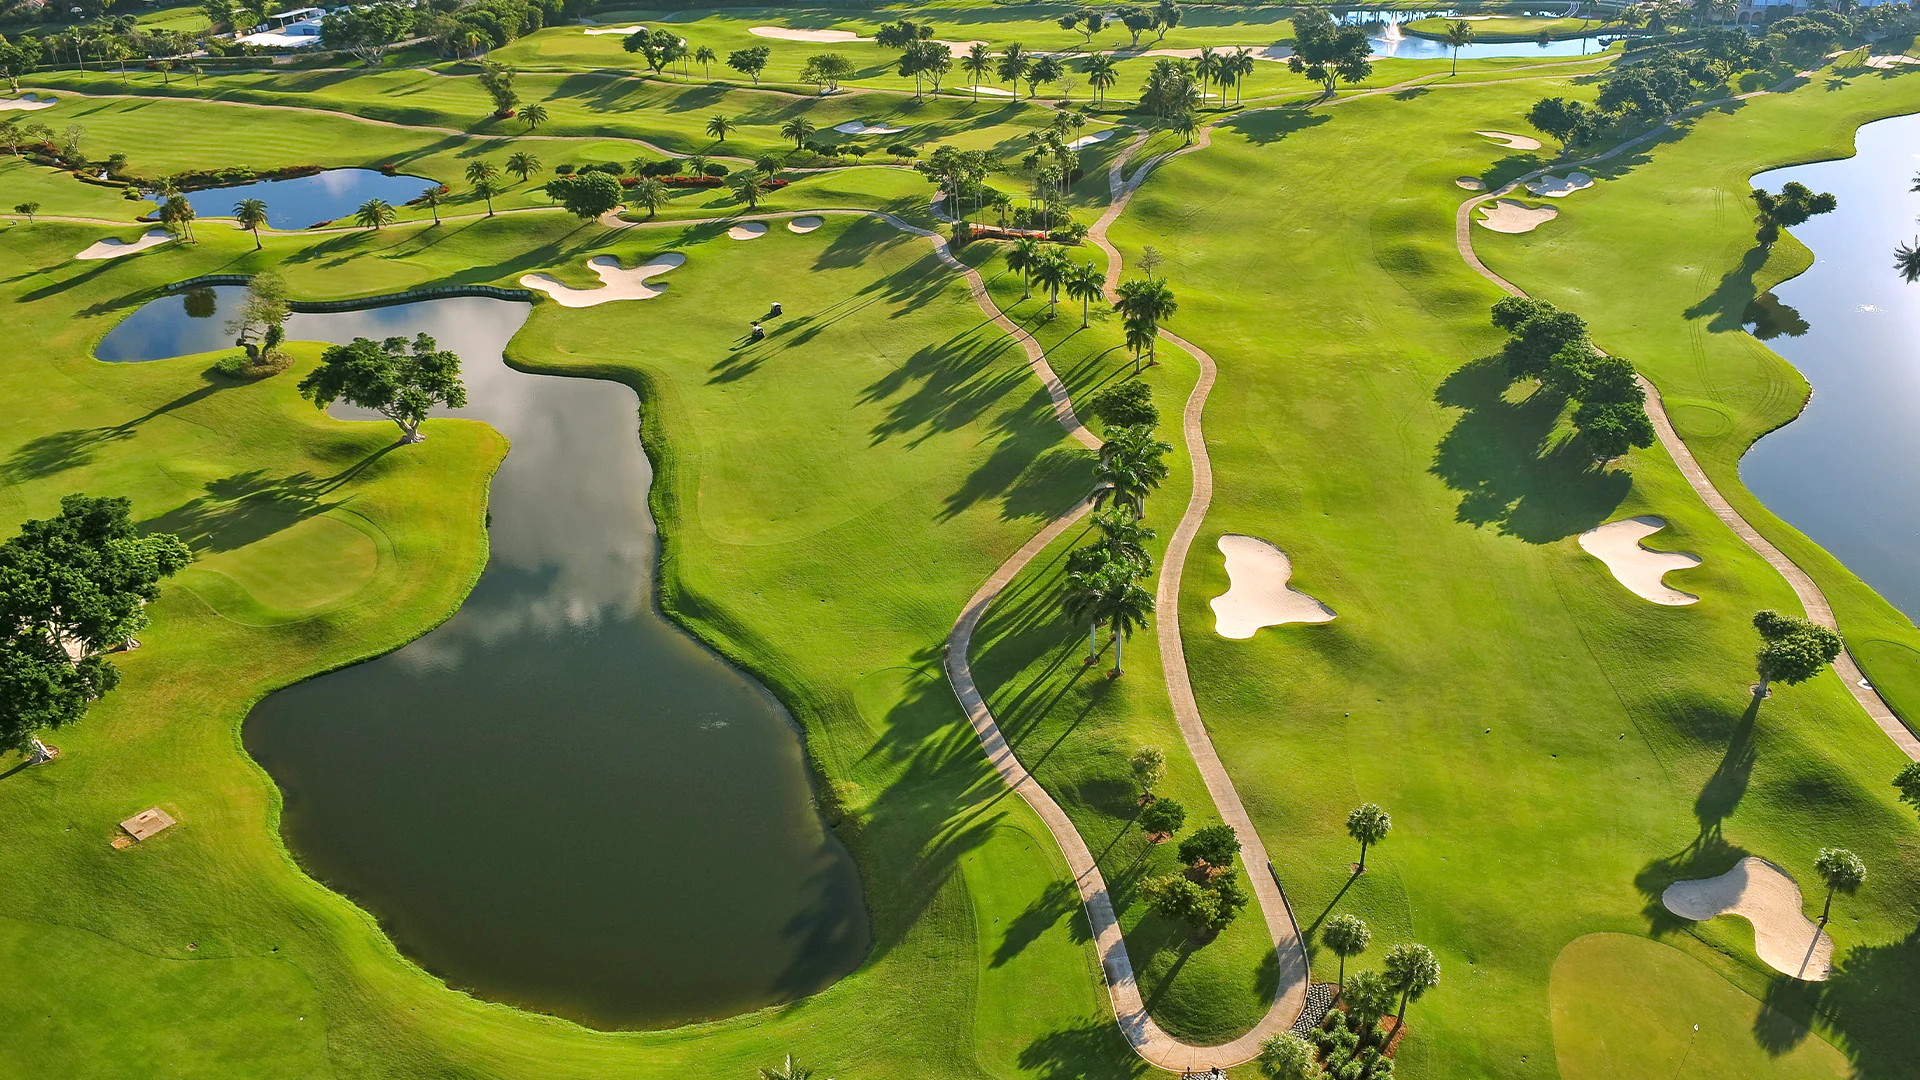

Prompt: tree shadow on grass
[
  {"left": 3, "top": 382, "right": 227, "bottom": 482},
  {"left": 1812, "top": 920, "right": 1920, "bottom": 1075},
  {"left": 1430, "top": 355, "right": 1630, "bottom": 542},
  {"left": 1019, "top": 1017, "right": 1148, "bottom": 1080},
  {"left": 140, "top": 450, "right": 394, "bottom": 553},
  {"left": 993, "top": 878, "right": 1085, "bottom": 968},
  {"left": 1219, "top": 106, "right": 1330, "bottom": 147},
  {"left": 1684, "top": 243, "right": 1772, "bottom": 335}
]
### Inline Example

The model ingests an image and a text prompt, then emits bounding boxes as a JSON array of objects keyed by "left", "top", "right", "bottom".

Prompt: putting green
[
  {"left": 1550, "top": 933, "right": 1848, "bottom": 1080},
  {"left": 184, "top": 512, "right": 383, "bottom": 615}
]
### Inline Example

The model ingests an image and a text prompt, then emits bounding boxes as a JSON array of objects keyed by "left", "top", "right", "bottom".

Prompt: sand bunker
[
  {"left": 1579, "top": 516, "right": 1700, "bottom": 605},
  {"left": 1526, "top": 171, "right": 1595, "bottom": 197},
  {"left": 749, "top": 25, "right": 865, "bottom": 42},
  {"left": 1865, "top": 53, "right": 1920, "bottom": 69},
  {"left": 1067, "top": 129, "right": 1116, "bottom": 150},
  {"left": 1663, "top": 858, "right": 1832, "bottom": 981},
  {"left": 1476, "top": 199, "right": 1557, "bottom": 234},
  {"left": 582, "top": 24, "right": 643, "bottom": 35},
  {"left": 1209, "top": 534, "right": 1336, "bottom": 639},
  {"left": 0, "top": 92, "right": 56, "bottom": 112},
  {"left": 787, "top": 216, "right": 823, "bottom": 233},
  {"left": 1476, "top": 129, "right": 1543, "bottom": 151},
  {"left": 75, "top": 229, "right": 174, "bottom": 260},
  {"left": 1455, "top": 176, "right": 1486, "bottom": 191},
  {"left": 519, "top": 252, "right": 685, "bottom": 307},
  {"left": 953, "top": 85, "right": 1016, "bottom": 97},
  {"left": 728, "top": 221, "right": 769, "bottom": 240},
  {"left": 833, "top": 120, "right": 905, "bottom": 135}
]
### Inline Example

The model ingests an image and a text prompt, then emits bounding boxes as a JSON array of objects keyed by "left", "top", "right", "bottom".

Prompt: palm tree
[
  {"left": 233, "top": 197, "right": 269, "bottom": 249},
  {"left": 1229, "top": 47, "right": 1255, "bottom": 105},
  {"left": 1195, "top": 46, "right": 1219, "bottom": 101},
  {"left": 963, "top": 42, "right": 993, "bottom": 100},
  {"left": 1174, "top": 110, "right": 1198, "bottom": 145},
  {"left": 1091, "top": 565, "right": 1153, "bottom": 674},
  {"left": 1113, "top": 275, "right": 1177, "bottom": 370},
  {"left": 695, "top": 45, "right": 717, "bottom": 79},
  {"left": 519, "top": 103, "right": 548, "bottom": 132},
  {"left": 755, "top": 155, "right": 782, "bottom": 179},
  {"left": 688, "top": 153, "right": 710, "bottom": 176},
  {"left": 355, "top": 198, "right": 397, "bottom": 230},
  {"left": 472, "top": 177, "right": 499, "bottom": 216},
  {"left": 1094, "top": 424, "right": 1171, "bottom": 518},
  {"left": 466, "top": 160, "right": 501, "bottom": 215},
  {"left": 420, "top": 184, "right": 444, "bottom": 225},
  {"left": 1347, "top": 803, "right": 1390, "bottom": 872},
  {"left": 1065, "top": 261, "right": 1105, "bottom": 328},
  {"left": 729, "top": 169, "right": 768, "bottom": 209},
  {"left": 629, "top": 176, "right": 671, "bottom": 218},
  {"left": 159, "top": 194, "right": 196, "bottom": 242},
  {"left": 1069, "top": 508, "right": 1156, "bottom": 574},
  {"left": 1444, "top": 19, "right": 1474, "bottom": 75},
  {"left": 1006, "top": 236, "right": 1042, "bottom": 299},
  {"left": 1322, "top": 914, "right": 1370, "bottom": 992},
  {"left": 1084, "top": 53, "right": 1117, "bottom": 104},
  {"left": 1814, "top": 847, "right": 1866, "bottom": 924},
  {"left": 506, "top": 151, "right": 540, "bottom": 183},
  {"left": 706, "top": 114, "right": 734, "bottom": 143},
  {"left": 1062, "top": 559, "right": 1120, "bottom": 663},
  {"left": 780, "top": 116, "right": 817, "bottom": 149},
  {"left": 758, "top": 1055, "right": 824, "bottom": 1080},
  {"left": 996, "top": 43, "right": 1031, "bottom": 96},
  {"left": 1382, "top": 943, "right": 1441, "bottom": 1034},
  {"left": 1032, "top": 246, "right": 1071, "bottom": 317},
  {"left": 1896, "top": 238, "right": 1920, "bottom": 284}
]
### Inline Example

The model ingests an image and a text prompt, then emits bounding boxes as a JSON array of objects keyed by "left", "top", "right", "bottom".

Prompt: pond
[
  {"left": 100, "top": 290, "right": 870, "bottom": 1028},
  {"left": 1338, "top": 9, "right": 1622, "bottom": 59},
  {"left": 174, "top": 168, "right": 434, "bottom": 230},
  {"left": 1743, "top": 112, "right": 1920, "bottom": 620}
]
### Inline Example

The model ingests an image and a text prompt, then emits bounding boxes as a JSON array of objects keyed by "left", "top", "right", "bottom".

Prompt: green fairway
[
  {"left": 3, "top": 7, "right": 1919, "bottom": 1079},
  {"left": 1403, "top": 15, "right": 1607, "bottom": 42}
]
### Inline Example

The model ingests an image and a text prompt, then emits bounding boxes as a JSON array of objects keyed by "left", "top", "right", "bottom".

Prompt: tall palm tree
[
  {"left": 1114, "top": 276, "right": 1177, "bottom": 371},
  {"left": 996, "top": 42, "right": 1031, "bottom": 96},
  {"left": 233, "top": 197, "right": 269, "bottom": 249},
  {"left": 1383, "top": 943, "right": 1441, "bottom": 1033},
  {"left": 757, "top": 1055, "right": 824, "bottom": 1080},
  {"left": 1195, "top": 45, "right": 1219, "bottom": 101},
  {"left": 1347, "top": 803, "right": 1390, "bottom": 872},
  {"left": 519, "top": 103, "right": 548, "bottom": 131},
  {"left": 355, "top": 198, "right": 396, "bottom": 230},
  {"left": 1065, "top": 261, "right": 1105, "bottom": 328},
  {"left": 963, "top": 42, "right": 993, "bottom": 100},
  {"left": 1068, "top": 508, "right": 1156, "bottom": 574},
  {"left": 1006, "top": 236, "right": 1043, "bottom": 299},
  {"left": 1322, "top": 914, "right": 1370, "bottom": 992},
  {"left": 506, "top": 151, "right": 541, "bottom": 183},
  {"left": 1091, "top": 567, "right": 1153, "bottom": 674},
  {"left": 1031, "top": 246, "right": 1070, "bottom": 317},
  {"left": 695, "top": 45, "right": 717, "bottom": 79},
  {"left": 159, "top": 194, "right": 196, "bottom": 242},
  {"left": 465, "top": 160, "right": 501, "bottom": 215},
  {"left": 780, "top": 116, "right": 817, "bottom": 149},
  {"left": 1174, "top": 110, "right": 1198, "bottom": 145},
  {"left": 1896, "top": 238, "right": 1920, "bottom": 283},
  {"left": 706, "top": 114, "right": 734, "bottom": 142},
  {"left": 1444, "top": 19, "right": 1474, "bottom": 75},
  {"left": 1814, "top": 847, "right": 1866, "bottom": 924},
  {"left": 629, "top": 176, "right": 672, "bottom": 218},
  {"left": 1084, "top": 53, "right": 1117, "bottom": 104},
  {"left": 729, "top": 169, "right": 768, "bottom": 209},
  {"left": 420, "top": 184, "right": 444, "bottom": 225},
  {"left": 1230, "top": 48, "right": 1255, "bottom": 105},
  {"left": 1094, "top": 424, "right": 1170, "bottom": 518}
]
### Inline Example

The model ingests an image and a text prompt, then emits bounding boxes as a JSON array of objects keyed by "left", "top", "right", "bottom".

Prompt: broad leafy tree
[
  {"left": 802, "top": 53, "right": 854, "bottom": 94},
  {"left": 726, "top": 45, "right": 771, "bottom": 83},
  {"left": 1287, "top": 10, "right": 1372, "bottom": 96},
  {"left": 226, "top": 269, "right": 289, "bottom": 366},
  {"left": 0, "top": 495, "right": 190, "bottom": 755},
  {"left": 1751, "top": 181, "right": 1836, "bottom": 247},
  {"left": 1137, "top": 796, "right": 1187, "bottom": 838},
  {"left": 549, "top": 171, "right": 621, "bottom": 219},
  {"left": 1178, "top": 823, "right": 1241, "bottom": 872},
  {"left": 1528, "top": 97, "right": 1595, "bottom": 151},
  {"left": 1131, "top": 746, "right": 1166, "bottom": 798},
  {"left": 298, "top": 333, "right": 467, "bottom": 444},
  {"left": 320, "top": 3, "right": 414, "bottom": 66},
  {"left": 1086, "top": 380, "right": 1158, "bottom": 430},
  {"left": 1894, "top": 761, "right": 1920, "bottom": 815},
  {"left": 1751, "top": 609, "right": 1841, "bottom": 698},
  {"left": 1256, "top": 1032, "right": 1325, "bottom": 1080}
]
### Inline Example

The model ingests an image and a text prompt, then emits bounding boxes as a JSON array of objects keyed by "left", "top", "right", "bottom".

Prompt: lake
[
  {"left": 98, "top": 289, "right": 871, "bottom": 1028},
  {"left": 176, "top": 168, "right": 435, "bottom": 230},
  {"left": 1744, "top": 111, "right": 1920, "bottom": 620}
]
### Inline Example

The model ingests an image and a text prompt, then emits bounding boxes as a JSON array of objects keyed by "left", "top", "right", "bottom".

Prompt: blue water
[
  {"left": 177, "top": 168, "right": 434, "bottom": 230},
  {"left": 1743, "top": 112, "right": 1920, "bottom": 619},
  {"left": 96, "top": 284, "right": 246, "bottom": 361},
  {"left": 1337, "top": 7, "right": 1622, "bottom": 59}
]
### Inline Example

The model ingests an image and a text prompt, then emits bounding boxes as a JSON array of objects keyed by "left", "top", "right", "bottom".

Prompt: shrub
[
  {"left": 554, "top": 163, "right": 576, "bottom": 174},
  {"left": 887, "top": 142, "right": 917, "bottom": 158},
  {"left": 702, "top": 162, "right": 728, "bottom": 177}
]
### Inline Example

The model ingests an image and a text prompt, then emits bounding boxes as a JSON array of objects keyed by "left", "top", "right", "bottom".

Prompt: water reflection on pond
[
  {"left": 103, "top": 289, "right": 870, "bottom": 1028},
  {"left": 175, "top": 168, "right": 434, "bottom": 230}
]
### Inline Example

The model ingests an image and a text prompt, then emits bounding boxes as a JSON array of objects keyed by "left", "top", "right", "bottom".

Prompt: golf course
[{"left": 2, "top": 2, "right": 1919, "bottom": 1078}]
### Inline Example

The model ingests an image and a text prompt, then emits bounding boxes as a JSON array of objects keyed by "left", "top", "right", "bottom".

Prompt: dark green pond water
[
  {"left": 1744, "top": 112, "right": 1920, "bottom": 620},
  {"left": 105, "top": 291, "right": 869, "bottom": 1028}
]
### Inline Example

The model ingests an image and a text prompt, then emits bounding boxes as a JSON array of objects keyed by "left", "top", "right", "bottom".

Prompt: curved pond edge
[{"left": 134, "top": 277, "right": 874, "bottom": 1028}]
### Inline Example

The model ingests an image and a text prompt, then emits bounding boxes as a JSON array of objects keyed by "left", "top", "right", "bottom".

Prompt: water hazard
[
  {"left": 175, "top": 168, "right": 434, "bottom": 229},
  {"left": 1743, "top": 112, "right": 1920, "bottom": 620},
  {"left": 99, "top": 290, "right": 869, "bottom": 1027}
]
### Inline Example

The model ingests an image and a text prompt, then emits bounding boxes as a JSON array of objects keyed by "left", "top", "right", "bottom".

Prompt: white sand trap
[
  {"left": 519, "top": 252, "right": 685, "bottom": 307},
  {"left": 1067, "top": 129, "right": 1116, "bottom": 150},
  {"left": 934, "top": 39, "right": 988, "bottom": 52},
  {"left": 833, "top": 120, "right": 905, "bottom": 135},
  {"left": 582, "top": 24, "right": 644, "bottom": 35},
  {"left": 1578, "top": 516, "right": 1700, "bottom": 605},
  {"left": 1476, "top": 129, "right": 1542, "bottom": 151},
  {"left": 0, "top": 92, "right": 56, "bottom": 112},
  {"left": 1477, "top": 199, "right": 1557, "bottom": 234},
  {"left": 749, "top": 25, "right": 866, "bottom": 42},
  {"left": 1663, "top": 858, "right": 1832, "bottom": 980},
  {"left": 1526, "top": 171, "right": 1595, "bottom": 197},
  {"left": 1865, "top": 53, "right": 1920, "bottom": 68},
  {"left": 952, "top": 85, "right": 1016, "bottom": 97},
  {"left": 787, "top": 216, "right": 823, "bottom": 233},
  {"left": 728, "top": 221, "right": 769, "bottom": 240},
  {"left": 75, "top": 229, "right": 174, "bottom": 260},
  {"left": 1209, "top": 534, "right": 1335, "bottom": 639},
  {"left": 1455, "top": 175, "right": 1486, "bottom": 190}
]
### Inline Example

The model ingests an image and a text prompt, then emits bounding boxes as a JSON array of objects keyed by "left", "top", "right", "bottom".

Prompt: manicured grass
[
  {"left": 1549, "top": 933, "right": 1850, "bottom": 1079},
  {"left": 1101, "top": 71, "right": 1920, "bottom": 1079},
  {"left": 1404, "top": 15, "right": 1608, "bottom": 42}
]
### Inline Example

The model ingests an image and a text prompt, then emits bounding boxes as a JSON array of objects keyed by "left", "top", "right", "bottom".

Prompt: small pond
[
  {"left": 1743, "top": 112, "right": 1920, "bottom": 620},
  {"left": 174, "top": 168, "right": 434, "bottom": 230},
  {"left": 101, "top": 289, "right": 870, "bottom": 1028},
  {"left": 1339, "top": 9, "right": 1622, "bottom": 59}
]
